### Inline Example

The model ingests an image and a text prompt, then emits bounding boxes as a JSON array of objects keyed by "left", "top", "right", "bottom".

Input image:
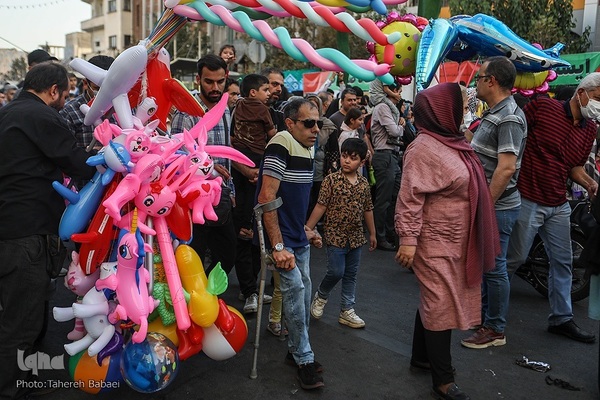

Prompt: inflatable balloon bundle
[
  {"left": 414, "top": 13, "right": 569, "bottom": 95},
  {"left": 51, "top": 47, "right": 253, "bottom": 392},
  {"left": 365, "top": 12, "right": 428, "bottom": 85},
  {"left": 160, "top": 0, "right": 420, "bottom": 85}
]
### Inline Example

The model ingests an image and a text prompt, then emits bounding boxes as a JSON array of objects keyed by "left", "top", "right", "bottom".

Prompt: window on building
[
  {"left": 108, "top": 0, "right": 116, "bottom": 13},
  {"left": 95, "top": 41, "right": 101, "bottom": 48},
  {"left": 124, "top": 35, "right": 132, "bottom": 47},
  {"left": 123, "top": 0, "right": 131, "bottom": 11},
  {"left": 109, "top": 35, "right": 117, "bottom": 49}
]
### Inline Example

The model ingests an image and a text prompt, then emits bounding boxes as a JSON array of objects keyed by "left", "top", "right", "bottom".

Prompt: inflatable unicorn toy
[{"left": 95, "top": 211, "right": 159, "bottom": 343}]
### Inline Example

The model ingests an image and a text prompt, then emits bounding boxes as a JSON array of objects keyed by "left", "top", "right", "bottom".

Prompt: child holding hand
[{"left": 305, "top": 138, "right": 376, "bottom": 329}]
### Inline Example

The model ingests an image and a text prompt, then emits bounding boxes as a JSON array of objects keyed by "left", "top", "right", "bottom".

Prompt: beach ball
[
  {"left": 202, "top": 306, "right": 248, "bottom": 361},
  {"left": 68, "top": 349, "right": 123, "bottom": 394},
  {"left": 120, "top": 332, "right": 179, "bottom": 393}
]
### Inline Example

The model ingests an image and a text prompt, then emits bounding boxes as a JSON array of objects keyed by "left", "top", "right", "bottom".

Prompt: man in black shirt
[{"left": 0, "top": 62, "right": 96, "bottom": 399}]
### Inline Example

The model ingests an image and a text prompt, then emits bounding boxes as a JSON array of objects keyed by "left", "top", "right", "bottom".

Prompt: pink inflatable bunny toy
[
  {"left": 176, "top": 94, "right": 255, "bottom": 224},
  {"left": 102, "top": 138, "right": 184, "bottom": 226},
  {"left": 95, "top": 212, "right": 158, "bottom": 343},
  {"left": 63, "top": 251, "right": 101, "bottom": 340}
]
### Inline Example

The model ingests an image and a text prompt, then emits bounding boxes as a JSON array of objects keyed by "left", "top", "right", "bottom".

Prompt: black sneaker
[
  {"left": 285, "top": 352, "right": 324, "bottom": 373},
  {"left": 297, "top": 363, "right": 324, "bottom": 390}
]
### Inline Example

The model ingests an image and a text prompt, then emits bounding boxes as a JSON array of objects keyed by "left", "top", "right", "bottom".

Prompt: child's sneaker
[
  {"left": 310, "top": 292, "right": 327, "bottom": 319},
  {"left": 338, "top": 308, "right": 365, "bottom": 328},
  {"left": 297, "top": 363, "right": 324, "bottom": 390},
  {"left": 266, "top": 322, "right": 288, "bottom": 337}
]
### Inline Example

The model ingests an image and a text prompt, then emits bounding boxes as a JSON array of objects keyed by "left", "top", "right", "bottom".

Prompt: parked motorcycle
[{"left": 515, "top": 200, "right": 590, "bottom": 302}]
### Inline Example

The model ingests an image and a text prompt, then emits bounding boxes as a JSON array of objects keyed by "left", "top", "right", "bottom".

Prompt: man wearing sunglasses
[{"left": 256, "top": 98, "right": 324, "bottom": 390}]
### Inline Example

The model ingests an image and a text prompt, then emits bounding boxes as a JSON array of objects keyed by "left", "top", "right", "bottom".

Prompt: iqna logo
[{"left": 17, "top": 350, "right": 64, "bottom": 376}]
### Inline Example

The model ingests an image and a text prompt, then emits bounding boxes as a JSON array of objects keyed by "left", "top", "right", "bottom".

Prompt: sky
[{"left": 0, "top": 0, "right": 91, "bottom": 53}]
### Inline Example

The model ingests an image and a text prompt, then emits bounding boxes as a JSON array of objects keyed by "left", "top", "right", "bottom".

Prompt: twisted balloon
[
  {"left": 179, "top": 0, "right": 400, "bottom": 45},
  {"left": 173, "top": 2, "right": 394, "bottom": 83}
]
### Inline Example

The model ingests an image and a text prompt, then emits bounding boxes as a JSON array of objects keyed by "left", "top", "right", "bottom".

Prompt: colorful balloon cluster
[
  {"left": 366, "top": 12, "right": 428, "bottom": 85},
  {"left": 52, "top": 48, "right": 251, "bottom": 394},
  {"left": 162, "top": 1, "right": 404, "bottom": 84},
  {"left": 415, "top": 13, "right": 569, "bottom": 94}
]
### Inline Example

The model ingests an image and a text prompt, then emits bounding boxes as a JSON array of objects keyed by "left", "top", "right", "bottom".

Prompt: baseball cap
[{"left": 27, "top": 49, "right": 58, "bottom": 66}]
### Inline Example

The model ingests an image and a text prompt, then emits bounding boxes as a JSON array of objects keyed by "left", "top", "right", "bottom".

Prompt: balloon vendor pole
[
  {"left": 145, "top": 7, "right": 188, "bottom": 59},
  {"left": 250, "top": 197, "right": 283, "bottom": 379},
  {"left": 145, "top": 216, "right": 154, "bottom": 295}
]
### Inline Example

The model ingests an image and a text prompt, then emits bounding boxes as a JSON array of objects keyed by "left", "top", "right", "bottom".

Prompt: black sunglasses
[
  {"left": 474, "top": 74, "right": 492, "bottom": 81},
  {"left": 293, "top": 119, "right": 323, "bottom": 129}
]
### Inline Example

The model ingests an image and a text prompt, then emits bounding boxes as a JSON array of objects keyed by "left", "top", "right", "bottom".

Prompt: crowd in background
[{"left": 2, "top": 44, "right": 600, "bottom": 400}]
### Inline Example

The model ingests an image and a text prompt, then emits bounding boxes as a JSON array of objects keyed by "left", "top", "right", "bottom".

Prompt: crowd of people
[{"left": 1, "top": 44, "right": 600, "bottom": 400}]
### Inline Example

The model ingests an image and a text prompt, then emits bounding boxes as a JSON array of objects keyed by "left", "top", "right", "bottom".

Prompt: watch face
[{"left": 275, "top": 243, "right": 284, "bottom": 252}]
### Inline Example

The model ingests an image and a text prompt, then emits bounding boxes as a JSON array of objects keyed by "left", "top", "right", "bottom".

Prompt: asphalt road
[{"left": 29, "top": 244, "right": 600, "bottom": 400}]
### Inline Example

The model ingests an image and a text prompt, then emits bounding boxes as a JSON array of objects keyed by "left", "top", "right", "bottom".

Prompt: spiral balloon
[
  {"left": 172, "top": 0, "right": 400, "bottom": 46},
  {"left": 173, "top": 2, "right": 394, "bottom": 83}
]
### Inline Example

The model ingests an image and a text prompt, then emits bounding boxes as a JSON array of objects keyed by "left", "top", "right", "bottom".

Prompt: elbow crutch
[{"left": 249, "top": 197, "right": 283, "bottom": 379}]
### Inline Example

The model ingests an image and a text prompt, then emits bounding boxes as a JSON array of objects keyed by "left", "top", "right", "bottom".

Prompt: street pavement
[{"left": 31, "top": 244, "right": 600, "bottom": 400}]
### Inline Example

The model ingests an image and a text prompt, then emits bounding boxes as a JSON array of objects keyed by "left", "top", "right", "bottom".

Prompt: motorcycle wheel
[{"left": 528, "top": 230, "right": 589, "bottom": 302}]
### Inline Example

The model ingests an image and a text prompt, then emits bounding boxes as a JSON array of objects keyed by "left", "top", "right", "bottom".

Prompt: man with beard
[
  {"left": 0, "top": 61, "right": 96, "bottom": 399},
  {"left": 261, "top": 67, "right": 287, "bottom": 131},
  {"left": 227, "top": 68, "right": 288, "bottom": 313},
  {"left": 171, "top": 54, "right": 238, "bottom": 280}
]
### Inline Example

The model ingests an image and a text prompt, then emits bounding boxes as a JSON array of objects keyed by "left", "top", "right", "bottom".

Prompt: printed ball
[
  {"left": 202, "top": 306, "right": 248, "bottom": 361},
  {"left": 120, "top": 332, "right": 179, "bottom": 393},
  {"left": 375, "top": 21, "right": 421, "bottom": 77},
  {"left": 68, "top": 349, "right": 123, "bottom": 394}
]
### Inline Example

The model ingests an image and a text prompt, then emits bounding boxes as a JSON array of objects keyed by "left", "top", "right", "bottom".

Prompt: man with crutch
[{"left": 254, "top": 98, "right": 324, "bottom": 390}]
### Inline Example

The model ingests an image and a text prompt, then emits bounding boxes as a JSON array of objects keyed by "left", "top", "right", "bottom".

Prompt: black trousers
[
  {"left": 190, "top": 216, "right": 236, "bottom": 276},
  {"left": 412, "top": 309, "right": 454, "bottom": 387},
  {"left": 234, "top": 238, "right": 262, "bottom": 298},
  {"left": 0, "top": 236, "right": 49, "bottom": 399}
]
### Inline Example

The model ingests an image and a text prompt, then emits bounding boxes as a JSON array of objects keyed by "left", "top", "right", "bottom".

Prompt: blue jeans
[
  {"left": 318, "top": 244, "right": 362, "bottom": 310},
  {"left": 278, "top": 245, "right": 314, "bottom": 365},
  {"left": 507, "top": 198, "right": 573, "bottom": 325},
  {"left": 482, "top": 207, "right": 520, "bottom": 333}
]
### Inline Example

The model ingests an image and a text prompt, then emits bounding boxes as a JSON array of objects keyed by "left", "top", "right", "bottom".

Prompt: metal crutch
[{"left": 250, "top": 197, "right": 283, "bottom": 379}]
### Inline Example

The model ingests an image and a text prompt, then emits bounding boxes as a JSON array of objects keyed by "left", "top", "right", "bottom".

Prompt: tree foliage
[
  {"left": 1, "top": 57, "right": 27, "bottom": 82},
  {"left": 447, "top": 0, "right": 590, "bottom": 54}
]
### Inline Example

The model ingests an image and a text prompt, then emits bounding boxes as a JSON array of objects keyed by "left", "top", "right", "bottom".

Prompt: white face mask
[
  {"left": 463, "top": 111, "right": 473, "bottom": 127},
  {"left": 578, "top": 90, "right": 600, "bottom": 120}
]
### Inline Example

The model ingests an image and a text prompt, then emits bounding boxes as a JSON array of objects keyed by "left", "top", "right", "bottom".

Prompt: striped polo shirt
[
  {"left": 518, "top": 97, "right": 597, "bottom": 207},
  {"left": 259, "top": 130, "right": 314, "bottom": 248}
]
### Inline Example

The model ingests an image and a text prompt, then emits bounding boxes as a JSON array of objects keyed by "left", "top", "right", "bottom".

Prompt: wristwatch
[{"left": 273, "top": 242, "right": 285, "bottom": 252}]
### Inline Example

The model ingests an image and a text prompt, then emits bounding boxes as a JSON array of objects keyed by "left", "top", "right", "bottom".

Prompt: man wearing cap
[
  {"left": 27, "top": 49, "right": 58, "bottom": 68},
  {"left": 15, "top": 49, "right": 58, "bottom": 95}
]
